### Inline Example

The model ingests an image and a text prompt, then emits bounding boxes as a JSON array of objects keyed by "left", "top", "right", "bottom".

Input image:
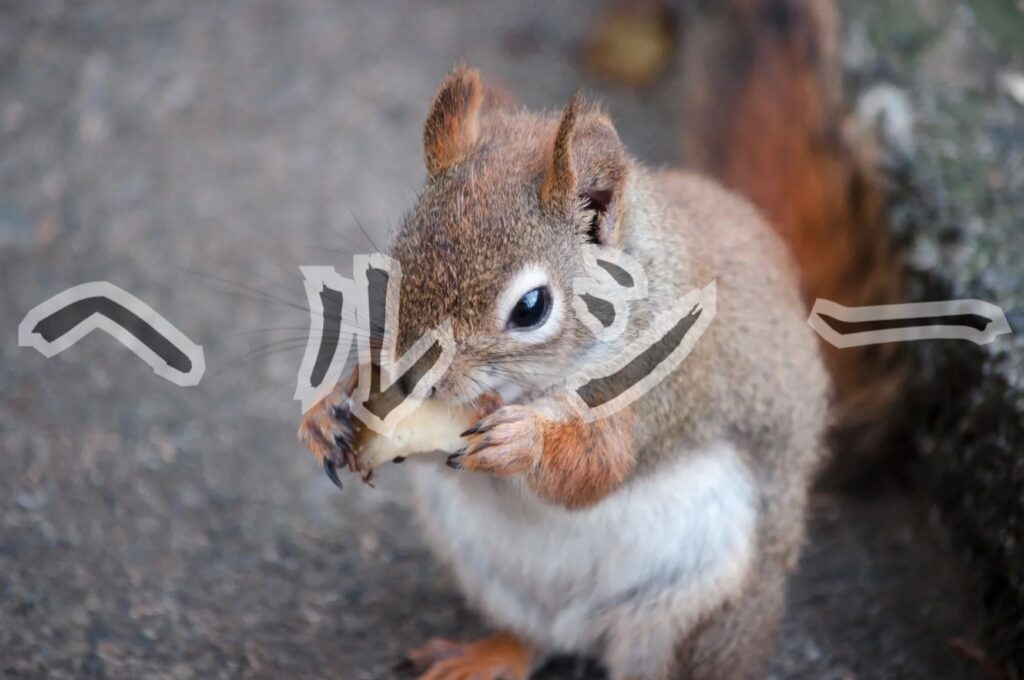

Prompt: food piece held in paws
[{"left": 355, "top": 397, "right": 496, "bottom": 470}]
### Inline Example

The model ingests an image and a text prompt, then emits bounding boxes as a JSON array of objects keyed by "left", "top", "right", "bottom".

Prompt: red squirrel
[{"left": 298, "top": 0, "right": 898, "bottom": 676}]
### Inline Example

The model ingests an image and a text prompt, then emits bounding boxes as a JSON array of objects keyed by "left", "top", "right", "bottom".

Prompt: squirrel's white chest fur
[{"left": 410, "top": 442, "right": 758, "bottom": 661}]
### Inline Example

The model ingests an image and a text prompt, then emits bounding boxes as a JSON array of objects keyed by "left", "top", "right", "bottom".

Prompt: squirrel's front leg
[{"left": 449, "top": 395, "right": 637, "bottom": 510}]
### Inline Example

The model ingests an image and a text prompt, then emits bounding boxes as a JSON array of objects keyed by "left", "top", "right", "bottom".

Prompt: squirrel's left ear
[
  {"left": 423, "top": 67, "right": 484, "bottom": 178},
  {"left": 541, "top": 95, "right": 629, "bottom": 246}
]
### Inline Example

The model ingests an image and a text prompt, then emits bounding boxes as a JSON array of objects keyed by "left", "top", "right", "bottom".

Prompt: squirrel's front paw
[
  {"left": 448, "top": 405, "right": 544, "bottom": 476},
  {"left": 297, "top": 391, "right": 359, "bottom": 489}
]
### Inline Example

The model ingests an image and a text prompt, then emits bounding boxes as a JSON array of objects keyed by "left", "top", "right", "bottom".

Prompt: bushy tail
[{"left": 680, "top": 0, "right": 907, "bottom": 473}]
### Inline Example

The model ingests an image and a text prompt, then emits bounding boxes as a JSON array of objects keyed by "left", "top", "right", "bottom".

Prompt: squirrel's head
[{"left": 387, "top": 66, "right": 633, "bottom": 405}]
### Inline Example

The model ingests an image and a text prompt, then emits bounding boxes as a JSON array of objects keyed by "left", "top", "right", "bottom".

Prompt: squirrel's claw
[
  {"left": 459, "top": 423, "right": 485, "bottom": 437},
  {"left": 446, "top": 450, "right": 465, "bottom": 469},
  {"left": 323, "top": 459, "right": 344, "bottom": 490}
]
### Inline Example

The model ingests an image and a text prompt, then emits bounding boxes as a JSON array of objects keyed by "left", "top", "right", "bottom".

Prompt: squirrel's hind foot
[{"left": 399, "top": 633, "right": 533, "bottom": 680}]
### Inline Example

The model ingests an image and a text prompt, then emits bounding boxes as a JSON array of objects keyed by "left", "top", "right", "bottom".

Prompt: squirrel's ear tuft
[
  {"left": 541, "top": 95, "right": 629, "bottom": 246},
  {"left": 423, "top": 66, "right": 484, "bottom": 178}
]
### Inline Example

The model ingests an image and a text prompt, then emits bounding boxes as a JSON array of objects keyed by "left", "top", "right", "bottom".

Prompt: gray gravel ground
[{"left": 0, "top": 1, "right": 996, "bottom": 678}]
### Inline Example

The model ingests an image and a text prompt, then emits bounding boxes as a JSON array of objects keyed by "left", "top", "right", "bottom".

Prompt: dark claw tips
[
  {"left": 460, "top": 423, "right": 484, "bottom": 437},
  {"left": 323, "top": 459, "right": 344, "bottom": 490}
]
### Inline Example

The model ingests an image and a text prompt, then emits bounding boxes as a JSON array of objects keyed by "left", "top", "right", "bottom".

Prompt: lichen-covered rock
[{"left": 842, "top": 0, "right": 1024, "bottom": 672}]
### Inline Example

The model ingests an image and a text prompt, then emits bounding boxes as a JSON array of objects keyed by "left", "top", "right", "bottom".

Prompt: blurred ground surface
[{"left": 0, "top": 1, "right": 1004, "bottom": 678}]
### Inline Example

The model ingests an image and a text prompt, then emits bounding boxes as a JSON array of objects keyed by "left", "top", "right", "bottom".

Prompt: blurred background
[{"left": 1, "top": 0, "right": 1022, "bottom": 678}]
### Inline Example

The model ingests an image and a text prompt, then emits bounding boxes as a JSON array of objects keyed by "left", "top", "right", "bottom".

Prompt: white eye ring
[{"left": 495, "top": 265, "right": 563, "bottom": 345}]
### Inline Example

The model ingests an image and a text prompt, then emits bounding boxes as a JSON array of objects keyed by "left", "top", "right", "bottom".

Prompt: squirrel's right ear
[
  {"left": 423, "top": 67, "right": 484, "bottom": 178},
  {"left": 541, "top": 95, "right": 629, "bottom": 246}
]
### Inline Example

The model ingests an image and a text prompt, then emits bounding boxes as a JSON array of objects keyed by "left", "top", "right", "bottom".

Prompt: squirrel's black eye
[{"left": 507, "top": 286, "right": 551, "bottom": 330}]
